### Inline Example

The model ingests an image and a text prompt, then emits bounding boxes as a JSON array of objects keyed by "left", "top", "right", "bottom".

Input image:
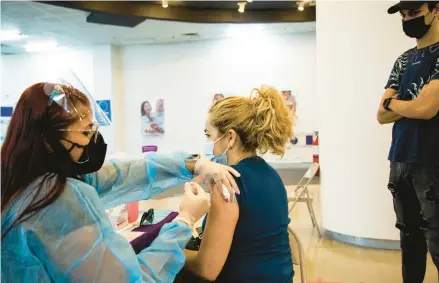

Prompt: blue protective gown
[{"left": 1, "top": 152, "right": 195, "bottom": 283}]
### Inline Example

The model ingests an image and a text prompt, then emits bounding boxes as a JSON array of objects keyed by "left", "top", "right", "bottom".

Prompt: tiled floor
[{"left": 140, "top": 185, "right": 438, "bottom": 283}]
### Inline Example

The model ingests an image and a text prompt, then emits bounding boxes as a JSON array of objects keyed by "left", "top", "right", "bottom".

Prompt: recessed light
[{"left": 238, "top": 2, "right": 246, "bottom": 13}]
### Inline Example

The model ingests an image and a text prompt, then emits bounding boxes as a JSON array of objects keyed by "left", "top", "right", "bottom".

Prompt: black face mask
[
  {"left": 63, "top": 132, "right": 107, "bottom": 175},
  {"left": 403, "top": 12, "right": 435, "bottom": 39}
]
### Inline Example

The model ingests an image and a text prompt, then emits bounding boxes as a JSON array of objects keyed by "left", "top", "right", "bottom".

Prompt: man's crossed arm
[{"left": 377, "top": 80, "right": 439, "bottom": 124}]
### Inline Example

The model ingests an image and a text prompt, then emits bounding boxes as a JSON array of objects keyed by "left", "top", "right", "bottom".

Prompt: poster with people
[
  {"left": 212, "top": 93, "right": 224, "bottom": 105},
  {"left": 140, "top": 98, "right": 165, "bottom": 137},
  {"left": 281, "top": 90, "right": 298, "bottom": 145},
  {"left": 281, "top": 90, "right": 297, "bottom": 123}
]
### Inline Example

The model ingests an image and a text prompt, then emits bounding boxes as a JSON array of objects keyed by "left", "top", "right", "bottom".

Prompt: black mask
[
  {"left": 63, "top": 132, "right": 107, "bottom": 175},
  {"left": 403, "top": 12, "right": 435, "bottom": 39}
]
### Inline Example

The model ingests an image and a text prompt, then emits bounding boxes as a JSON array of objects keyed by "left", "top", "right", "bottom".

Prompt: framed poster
[
  {"left": 96, "top": 100, "right": 112, "bottom": 122},
  {"left": 212, "top": 93, "right": 224, "bottom": 105},
  {"left": 141, "top": 98, "right": 165, "bottom": 137}
]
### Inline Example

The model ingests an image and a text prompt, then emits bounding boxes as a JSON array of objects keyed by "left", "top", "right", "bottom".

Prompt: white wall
[
  {"left": 0, "top": 46, "right": 118, "bottom": 154},
  {"left": 317, "top": 1, "right": 413, "bottom": 240},
  {"left": 122, "top": 33, "right": 317, "bottom": 156},
  {"left": 1, "top": 48, "right": 94, "bottom": 105},
  {"left": 1, "top": 32, "right": 317, "bottom": 159}
]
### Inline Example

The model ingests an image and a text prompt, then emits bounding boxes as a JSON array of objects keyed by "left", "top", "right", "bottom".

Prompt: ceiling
[
  {"left": 1, "top": 1, "right": 316, "bottom": 55},
  {"left": 44, "top": 1, "right": 316, "bottom": 23},
  {"left": 155, "top": 1, "right": 304, "bottom": 10}
]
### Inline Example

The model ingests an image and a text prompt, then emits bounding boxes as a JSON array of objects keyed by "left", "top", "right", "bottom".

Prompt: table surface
[{"left": 266, "top": 161, "right": 313, "bottom": 170}]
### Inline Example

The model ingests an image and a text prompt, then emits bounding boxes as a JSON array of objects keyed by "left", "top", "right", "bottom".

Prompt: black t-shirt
[
  {"left": 202, "top": 156, "right": 293, "bottom": 283},
  {"left": 385, "top": 42, "right": 439, "bottom": 166}
]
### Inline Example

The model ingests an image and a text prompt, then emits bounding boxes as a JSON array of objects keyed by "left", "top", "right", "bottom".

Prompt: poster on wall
[
  {"left": 140, "top": 98, "right": 165, "bottom": 137},
  {"left": 281, "top": 90, "right": 297, "bottom": 122},
  {"left": 96, "top": 100, "right": 112, "bottom": 123},
  {"left": 0, "top": 107, "right": 13, "bottom": 146},
  {"left": 212, "top": 93, "right": 224, "bottom": 105},
  {"left": 281, "top": 90, "right": 298, "bottom": 145}
]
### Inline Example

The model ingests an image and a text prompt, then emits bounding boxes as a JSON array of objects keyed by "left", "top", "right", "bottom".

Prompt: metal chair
[
  {"left": 286, "top": 162, "right": 321, "bottom": 237},
  {"left": 288, "top": 225, "right": 307, "bottom": 283}
]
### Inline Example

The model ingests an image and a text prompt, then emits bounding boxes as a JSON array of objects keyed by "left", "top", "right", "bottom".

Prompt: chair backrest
[
  {"left": 288, "top": 227, "right": 301, "bottom": 265},
  {"left": 288, "top": 225, "right": 307, "bottom": 283},
  {"left": 304, "top": 162, "right": 319, "bottom": 179},
  {"left": 295, "top": 163, "right": 320, "bottom": 190}
]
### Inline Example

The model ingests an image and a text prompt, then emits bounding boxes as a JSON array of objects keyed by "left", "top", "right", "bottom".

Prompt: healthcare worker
[{"left": 1, "top": 82, "right": 240, "bottom": 283}]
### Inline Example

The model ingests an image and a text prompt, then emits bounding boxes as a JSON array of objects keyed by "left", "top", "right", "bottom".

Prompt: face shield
[{"left": 43, "top": 69, "right": 111, "bottom": 143}]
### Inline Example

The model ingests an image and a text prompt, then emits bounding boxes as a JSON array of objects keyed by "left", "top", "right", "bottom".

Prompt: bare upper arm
[
  {"left": 422, "top": 80, "right": 439, "bottom": 100},
  {"left": 417, "top": 80, "right": 439, "bottom": 118},
  {"left": 194, "top": 183, "right": 239, "bottom": 281}
]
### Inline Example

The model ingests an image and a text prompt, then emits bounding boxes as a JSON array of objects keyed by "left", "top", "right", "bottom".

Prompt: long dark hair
[
  {"left": 141, "top": 101, "right": 151, "bottom": 117},
  {"left": 1, "top": 83, "right": 89, "bottom": 237}
]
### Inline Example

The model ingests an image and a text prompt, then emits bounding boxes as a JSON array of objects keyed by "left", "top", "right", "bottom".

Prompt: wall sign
[
  {"left": 0, "top": 106, "right": 13, "bottom": 145},
  {"left": 96, "top": 100, "right": 112, "bottom": 125},
  {"left": 1, "top": 107, "right": 13, "bottom": 117}
]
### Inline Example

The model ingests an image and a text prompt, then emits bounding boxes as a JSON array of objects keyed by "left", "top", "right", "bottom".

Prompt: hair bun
[{"left": 208, "top": 85, "right": 293, "bottom": 156}]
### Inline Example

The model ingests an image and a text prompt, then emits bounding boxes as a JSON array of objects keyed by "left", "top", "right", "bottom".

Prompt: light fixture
[
  {"left": 298, "top": 2, "right": 305, "bottom": 11},
  {"left": 25, "top": 40, "right": 59, "bottom": 53},
  {"left": 247, "top": 0, "right": 253, "bottom": 2},
  {"left": 162, "top": 0, "right": 168, "bottom": 8},
  {"left": 238, "top": 2, "right": 246, "bottom": 13},
  {"left": 0, "top": 29, "right": 27, "bottom": 41}
]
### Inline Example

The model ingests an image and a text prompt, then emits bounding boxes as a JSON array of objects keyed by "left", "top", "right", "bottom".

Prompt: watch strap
[{"left": 383, "top": 97, "right": 393, "bottom": 111}]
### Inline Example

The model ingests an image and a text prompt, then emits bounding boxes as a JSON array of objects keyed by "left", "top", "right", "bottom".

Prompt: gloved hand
[
  {"left": 176, "top": 182, "right": 211, "bottom": 228},
  {"left": 194, "top": 158, "right": 241, "bottom": 202}
]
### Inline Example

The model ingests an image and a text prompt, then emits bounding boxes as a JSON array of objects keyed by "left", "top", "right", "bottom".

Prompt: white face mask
[{"left": 204, "top": 134, "right": 228, "bottom": 157}]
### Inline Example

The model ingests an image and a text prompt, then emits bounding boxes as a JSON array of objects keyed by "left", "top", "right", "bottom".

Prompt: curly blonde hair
[{"left": 209, "top": 85, "right": 293, "bottom": 156}]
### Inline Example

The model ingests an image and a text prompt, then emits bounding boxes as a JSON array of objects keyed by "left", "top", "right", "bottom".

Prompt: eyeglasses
[{"left": 59, "top": 121, "right": 100, "bottom": 143}]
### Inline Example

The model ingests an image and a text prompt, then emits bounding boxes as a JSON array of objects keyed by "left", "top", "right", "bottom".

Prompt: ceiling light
[
  {"left": 25, "top": 40, "right": 59, "bottom": 53},
  {"left": 162, "top": 0, "right": 168, "bottom": 8},
  {"left": 1, "top": 30, "right": 27, "bottom": 41},
  {"left": 298, "top": 2, "right": 305, "bottom": 11},
  {"left": 247, "top": 0, "right": 253, "bottom": 2},
  {"left": 238, "top": 2, "right": 246, "bottom": 13}
]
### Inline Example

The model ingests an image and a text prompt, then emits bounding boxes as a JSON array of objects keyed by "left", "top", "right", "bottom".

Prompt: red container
[
  {"left": 127, "top": 202, "right": 139, "bottom": 223},
  {"left": 313, "top": 154, "right": 320, "bottom": 176}
]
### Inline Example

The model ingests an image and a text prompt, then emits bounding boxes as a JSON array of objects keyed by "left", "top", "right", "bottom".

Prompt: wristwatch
[
  {"left": 185, "top": 154, "right": 200, "bottom": 174},
  {"left": 383, "top": 97, "right": 393, "bottom": 111}
]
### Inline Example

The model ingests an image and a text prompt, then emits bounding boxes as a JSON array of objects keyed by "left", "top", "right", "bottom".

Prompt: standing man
[{"left": 377, "top": 1, "right": 439, "bottom": 282}]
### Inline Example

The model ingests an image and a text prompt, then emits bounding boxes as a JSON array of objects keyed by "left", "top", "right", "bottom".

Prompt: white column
[
  {"left": 92, "top": 45, "right": 125, "bottom": 155},
  {"left": 317, "top": 1, "right": 413, "bottom": 242},
  {"left": 110, "top": 46, "right": 125, "bottom": 154}
]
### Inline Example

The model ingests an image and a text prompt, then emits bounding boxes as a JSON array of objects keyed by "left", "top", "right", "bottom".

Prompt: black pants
[{"left": 388, "top": 162, "right": 439, "bottom": 283}]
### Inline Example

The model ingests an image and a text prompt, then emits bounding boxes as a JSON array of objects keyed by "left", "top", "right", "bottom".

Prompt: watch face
[
  {"left": 383, "top": 98, "right": 392, "bottom": 110},
  {"left": 186, "top": 154, "right": 199, "bottom": 160}
]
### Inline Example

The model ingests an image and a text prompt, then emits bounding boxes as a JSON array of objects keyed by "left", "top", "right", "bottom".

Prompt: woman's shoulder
[
  {"left": 2, "top": 176, "right": 105, "bottom": 237},
  {"left": 10, "top": 177, "right": 100, "bottom": 220},
  {"left": 232, "top": 156, "right": 272, "bottom": 174}
]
